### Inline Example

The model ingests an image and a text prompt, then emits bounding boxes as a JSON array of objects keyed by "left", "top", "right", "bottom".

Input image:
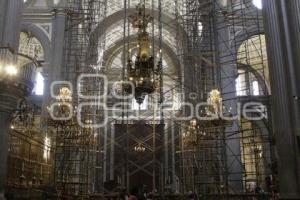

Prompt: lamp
[
  {"left": 183, "top": 119, "right": 206, "bottom": 146},
  {"left": 207, "top": 89, "right": 223, "bottom": 115},
  {"left": 124, "top": 4, "right": 158, "bottom": 104},
  {"left": 0, "top": 63, "right": 18, "bottom": 77},
  {"left": 4, "top": 64, "right": 18, "bottom": 75}
]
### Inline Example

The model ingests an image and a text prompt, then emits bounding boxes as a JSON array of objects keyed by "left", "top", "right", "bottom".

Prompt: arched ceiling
[
  {"left": 102, "top": 37, "right": 179, "bottom": 76},
  {"left": 105, "top": 0, "right": 186, "bottom": 18},
  {"left": 237, "top": 34, "right": 270, "bottom": 93},
  {"left": 88, "top": 7, "right": 187, "bottom": 54},
  {"left": 19, "top": 32, "right": 45, "bottom": 61},
  {"left": 86, "top": 4, "right": 187, "bottom": 81},
  {"left": 95, "top": 2, "right": 184, "bottom": 93},
  {"left": 23, "top": 0, "right": 56, "bottom": 8},
  {"left": 103, "top": 19, "right": 177, "bottom": 51}
]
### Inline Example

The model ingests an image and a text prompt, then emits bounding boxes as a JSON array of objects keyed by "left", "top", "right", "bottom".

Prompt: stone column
[
  {"left": 0, "top": 0, "right": 24, "bottom": 63},
  {"left": 164, "top": 121, "right": 169, "bottom": 185},
  {"left": 221, "top": 65, "right": 243, "bottom": 193},
  {"left": 0, "top": 63, "right": 36, "bottom": 200},
  {"left": 0, "top": 0, "right": 24, "bottom": 50},
  {"left": 0, "top": 1, "right": 24, "bottom": 199},
  {"left": 0, "top": 107, "right": 14, "bottom": 199},
  {"left": 103, "top": 126, "right": 108, "bottom": 183},
  {"left": 0, "top": 49, "right": 14, "bottom": 200},
  {"left": 0, "top": 0, "right": 6, "bottom": 41},
  {"left": 171, "top": 121, "right": 176, "bottom": 192},
  {"left": 262, "top": 0, "right": 300, "bottom": 199},
  {"left": 49, "top": 7, "right": 67, "bottom": 83},
  {"left": 110, "top": 123, "right": 115, "bottom": 181},
  {"left": 215, "top": 16, "right": 243, "bottom": 193},
  {"left": 42, "top": 7, "right": 67, "bottom": 128}
]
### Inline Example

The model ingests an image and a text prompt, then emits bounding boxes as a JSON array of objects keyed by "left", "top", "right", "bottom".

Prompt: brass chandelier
[{"left": 124, "top": 4, "right": 158, "bottom": 104}]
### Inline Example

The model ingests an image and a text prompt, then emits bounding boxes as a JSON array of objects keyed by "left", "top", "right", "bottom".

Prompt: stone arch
[
  {"left": 20, "top": 22, "right": 51, "bottom": 97},
  {"left": 101, "top": 36, "right": 181, "bottom": 77},
  {"left": 92, "top": 8, "right": 185, "bottom": 39},
  {"left": 20, "top": 22, "right": 51, "bottom": 64},
  {"left": 233, "top": 25, "right": 264, "bottom": 54},
  {"left": 233, "top": 26, "right": 270, "bottom": 95},
  {"left": 86, "top": 8, "right": 187, "bottom": 65},
  {"left": 238, "top": 64, "right": 269, "bottom": 96}
]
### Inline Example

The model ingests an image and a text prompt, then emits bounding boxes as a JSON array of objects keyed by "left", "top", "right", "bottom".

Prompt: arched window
[
  {"left": 236, "top": 71, "right": 262, "bottom": 96},
  {"left": 237, "top": 34, "right": 270, "bottom": 95},
  {"left": 19, "top": 32, "right": 46, "bottom": 96},
  {"left": 33, "top": 71, "right": 44, "bottom": 96},
  {"left": 236, "top": 70, "right": 247, "bottom": 96},
  {"left": 198, "top": 22, "right": 203, "bottom": 37},
  {"left": 252, "top": 81, "right": 260, "bottom": 96},
  {"left": 253, "top": 0, "right": 262, "bottom": 9}
]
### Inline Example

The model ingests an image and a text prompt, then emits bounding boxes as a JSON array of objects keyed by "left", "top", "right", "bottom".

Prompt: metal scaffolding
[
  {"left": 6, "top": 0, "right": 274, "bottom": 199},
  {"left": 177, "top": 0, "right": 275, "bottom": 198},
  {"left": 52, "top": 0, "right": 105, "bottom": 198},
  {"left": 0, "top": 0, "right": 280, "bottom": 199}
]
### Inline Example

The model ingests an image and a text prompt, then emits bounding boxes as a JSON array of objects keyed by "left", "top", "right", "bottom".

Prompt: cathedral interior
[{"left": 0, "top": 0, "right": 300, "bottom": 199}]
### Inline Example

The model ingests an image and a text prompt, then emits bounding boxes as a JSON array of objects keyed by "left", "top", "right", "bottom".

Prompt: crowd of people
[
  {"left": 119, "top": 187, "right": 152, "bottom": 200},
  {"left": 119, "top": 188, "right": 198, "bottom": 200}
]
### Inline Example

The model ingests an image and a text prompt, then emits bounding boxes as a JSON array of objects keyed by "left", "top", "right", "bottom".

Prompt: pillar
[
  {"left": 0, "top": 0, "right": 24, "bottom": 199},
  {"left": 41, "top": 6, "right": 67, "bottom": 128},
  {"left": 215, "top": 14, "right": 243, "bottom": 193},
  {"left": 171, "top": 121, "right": 176, "bottom": 192},
  {"left": 103, "top": 126, "right": 108, "bottom": 183},
  {"left": 164, "top": 121, "right": 169, "bottom": 185},
  {"left": 49, "top": 8, "right": 66, "bottom": 83},
  {"left": 0, "top": 63, "right": 36, "bottom": 200},
  {"left": 0, "top": 0, "right": 23, "bottom": 50},
  {"left": 262, "top": 0, "right": 300, "bottom": 198},
  {"left": 0, "top": 106, "right": 15, "bottom": 199},
  {"left": 221, "top": 65, "right": 243, "bottom": 193},
  {"left": 110, "top": 123, "right": 115, "bottom": 181}
]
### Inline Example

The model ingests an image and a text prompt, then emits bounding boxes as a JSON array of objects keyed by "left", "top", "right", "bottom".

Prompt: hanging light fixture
[
  {"left": 207, "top": 89, "right": 223, "bottom": 115},
  {"left": 183, "top": 119, "right": 206, "bottom": 146},
  {"left": 124, "top": 4, "right": 157, "bottom": 104}
]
